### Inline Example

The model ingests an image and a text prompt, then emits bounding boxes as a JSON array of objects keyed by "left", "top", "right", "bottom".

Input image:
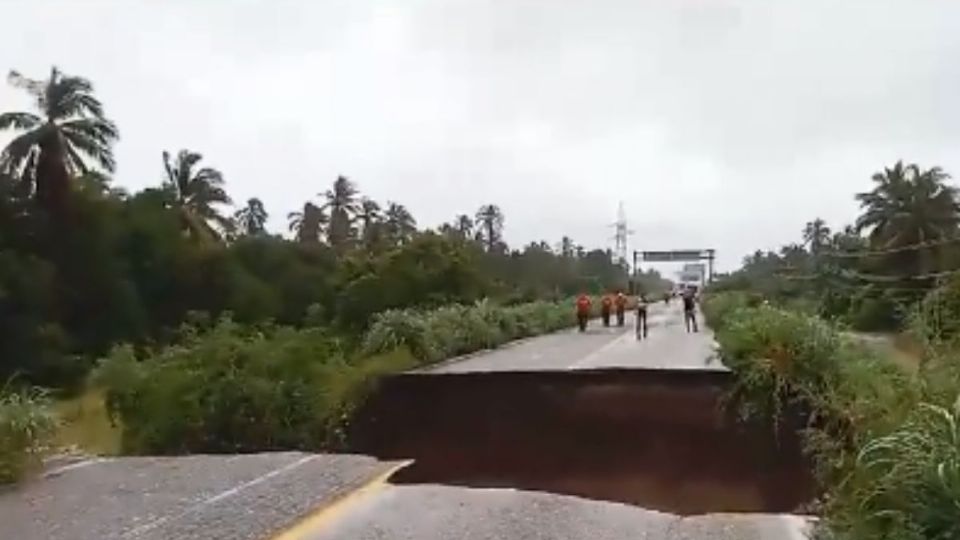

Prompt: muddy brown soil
[{"left": 349, "top": 368, "right": 816, "bottom": 516}]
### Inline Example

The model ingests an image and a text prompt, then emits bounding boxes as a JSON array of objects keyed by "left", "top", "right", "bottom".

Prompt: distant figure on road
[
  {"left": 576, "top": 294, "right": 592, "bottom": 332},
  {"left": 663, "top": 292, "right": 671, "bottom": 305},
  {"left": 682, "top": 288, "right": 699, "bottom": 333},
  {"left": 600, "top": 294, "right": 613, "bottom": 327},
  {"left": 635, "top": 293, "right": 649, "bottom": 340},
  {"left": 614, "top": 291, "right": 627, "bottom": 327}
]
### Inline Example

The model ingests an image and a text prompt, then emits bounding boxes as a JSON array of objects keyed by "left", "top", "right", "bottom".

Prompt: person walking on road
[
  {"left": 682, "top": 288, "right": 699, "bottom": 333},
  {"left": 635, "top": 293, "right": 649, "bottom": 340},
  {"left": 614, "top": 291, "right": 627, "bottom": 327},
  {"left": 600, "top": 294, "right": 613, "bottom": 327},
  {"left": 576, "top": 294, "right": 592, "bottom": 332}
]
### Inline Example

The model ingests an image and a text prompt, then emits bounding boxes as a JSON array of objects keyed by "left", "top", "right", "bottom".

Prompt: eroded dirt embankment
[{"left": 349, "top": 368, "right": 816, "bottom": 516}]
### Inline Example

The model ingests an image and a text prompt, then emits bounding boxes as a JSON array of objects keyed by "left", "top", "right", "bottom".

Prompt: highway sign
[{"left": 642, "top": 250, "right": 706, "bottom": 262}]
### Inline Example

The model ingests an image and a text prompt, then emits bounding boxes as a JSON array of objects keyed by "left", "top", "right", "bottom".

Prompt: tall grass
[
  {"left": 704, "top": 292, "right": 959, "bottom": 539},
  {"left": 0, "top": 385, "right": 57, "bottom": 484}
]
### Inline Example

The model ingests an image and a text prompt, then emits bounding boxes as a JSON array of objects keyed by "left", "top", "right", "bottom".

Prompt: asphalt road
[
  {"left": 1, "top": 453, "right": 399, "bottom": 540},
  {"left": 298, "top": 482, "right": 812, "bottom": 540},
  {"left": 426, "top": 302, "right": 724, "bottom": 373}
]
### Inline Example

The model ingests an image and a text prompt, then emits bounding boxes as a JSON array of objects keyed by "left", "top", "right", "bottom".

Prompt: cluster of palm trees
[
  {"left": 286, "top": 175, "right": 419, "bottom": 252},
  {"left": 0, "top": 66, "right": 512, "bottom": 255}
]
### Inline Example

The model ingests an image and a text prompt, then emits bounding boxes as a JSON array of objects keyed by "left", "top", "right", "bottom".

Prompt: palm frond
[
  {"left": 0, "top": 129, "right": 44, "bottom": 176},
  {"left": 0, "top": 112, "right": 41, "bottom": 130},
  {"left": 62, "top": 128, "right": 115, "bottom": 172}
]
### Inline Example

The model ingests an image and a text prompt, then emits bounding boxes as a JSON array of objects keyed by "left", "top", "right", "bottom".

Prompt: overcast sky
[{"left": 3, "top": 1, "right": 960, "bottom": 271}]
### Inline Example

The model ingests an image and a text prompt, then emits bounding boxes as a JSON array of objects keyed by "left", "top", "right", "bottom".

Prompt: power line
[{"left": 824, "top": 236, "right": 960, "bottom": 258}]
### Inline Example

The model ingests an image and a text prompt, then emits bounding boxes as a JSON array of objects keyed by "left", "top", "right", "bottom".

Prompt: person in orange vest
[
  {"left": 600, "top": 294, "right": 613, "bottom": 327},
  {"left": 575, "top": 294, "right": 592, "bottom": 332},
  {"left": 614, "top": 291, "right": 627, "bottom": 327}
]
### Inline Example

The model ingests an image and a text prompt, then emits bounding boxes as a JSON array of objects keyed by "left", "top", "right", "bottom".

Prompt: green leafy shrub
[
  {"left": 0, "top": 385, "right": 57, "bottom": 483},
  {"left": 712, "top": 303, "right": 960, "bottom": 540},
  {"left": 362, "top": 300, "right": 570, "bottom": 364},
  {"left": 94, "top": 318, "right": 415, "bottom": 454},
  {"left": 701, "top": 291, "right": 755, "bottom": 331},
  {"left": 715, "top": 305, "right": 845, "bottom": 424}
]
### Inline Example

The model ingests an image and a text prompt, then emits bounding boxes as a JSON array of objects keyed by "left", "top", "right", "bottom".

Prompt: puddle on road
[{"left": 350, "top": 369, "right": 817, "bottom": 516}]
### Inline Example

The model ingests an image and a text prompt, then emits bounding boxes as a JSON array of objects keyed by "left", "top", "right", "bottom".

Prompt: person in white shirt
[{"left": 635, "top": 293, "right": 649, "bottom": 340}]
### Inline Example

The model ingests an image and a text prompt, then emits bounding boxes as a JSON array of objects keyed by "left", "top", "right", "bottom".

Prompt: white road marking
[
  {"left": 121, "top": 455, "right": 320, "bottom": 538},
  {"left": 43, "top": 457, "right": 110, "bottom": 478}
]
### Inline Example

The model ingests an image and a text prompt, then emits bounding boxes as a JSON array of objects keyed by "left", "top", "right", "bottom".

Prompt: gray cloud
[{"left": 3, "top": 0, "right": 960, "bottom": 271}]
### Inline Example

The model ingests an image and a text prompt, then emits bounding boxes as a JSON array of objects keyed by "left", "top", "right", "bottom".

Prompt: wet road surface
[{"left": 426, "top": 303, "right": 723, "bottom": 373}]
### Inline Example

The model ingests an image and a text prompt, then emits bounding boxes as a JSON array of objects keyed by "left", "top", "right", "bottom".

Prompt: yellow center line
[{"left": 270, "top": 460, "right": 412, "bottom": 540}]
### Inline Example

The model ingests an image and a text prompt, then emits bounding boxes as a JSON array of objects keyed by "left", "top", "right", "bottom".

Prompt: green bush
[
  {"left": 713, "top": 302, "right": 960, "bottom": 540},
  {"left": 362, "top": 299, "right": 570, "bottom": 364},
  {"left": 0, "top": 385, "right": 57, "bottom": 484},
  {"left": 715, "top": 305, "right": 846, "bottom": 425},
  {"left": 701, "top": 291, "right": 755, "bottom": 331},
  {"left": 94, "top": 318, "right": 415, "bottom": 454}
]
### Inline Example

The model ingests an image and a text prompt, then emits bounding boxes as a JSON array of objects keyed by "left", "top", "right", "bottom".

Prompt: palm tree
[
  {"left": 384, "top": 202, "right": 417, "bottom": 245},
  {"left": 0, "top": 67, "right": 119, "bottom": 209},
  {"left": 856, "top": 161, "right": 960, "bottom": 274},
  {"left": 321, "top": 176, "right": 359, "bottom": 251},
  {"left": 455, "top": 214, "right": 473, "bottom": 238},
  {"left": 356, "top": 197, "right": 383, "bottom": 247},
  {"left": 162, "top": 149, "right": 233, "bottom": 241},
  {"left": 475, "top": 204, "right": 505, "bottom": 253},
  {"left": 802, "top": 218, "right": 832, "bottom": 255},
  {"left": 287, "top": 202, "right": 327, "bottom": 243},
  {"left": 856, "top": 162, "right": 959, "bottom": 245},
  {"left": 234, "top": 197, "right": 268, "bottom": 236},
  {"left": 559, "top": 236, "right": 575, "bottom": 258}
]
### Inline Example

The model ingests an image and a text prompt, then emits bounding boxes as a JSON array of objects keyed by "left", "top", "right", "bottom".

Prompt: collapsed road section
[{"left": 350, "top": 368, "right": 816, "bottom": 516}]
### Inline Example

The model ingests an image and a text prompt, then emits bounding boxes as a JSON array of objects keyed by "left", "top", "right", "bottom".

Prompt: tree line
[
  {"left": 0, "top": 67, "right": 647, "bottom": 388},
  {"left": 714, "top": 160, "right": 960, "bottom": 331}
]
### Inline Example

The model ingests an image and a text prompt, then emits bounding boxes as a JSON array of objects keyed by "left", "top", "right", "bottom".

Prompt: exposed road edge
[{"left": 269, "top": 459, "right": 412, "bottom": 540}]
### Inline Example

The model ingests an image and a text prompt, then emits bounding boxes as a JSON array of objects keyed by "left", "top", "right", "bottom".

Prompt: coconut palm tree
[
  {"left": 802, "top": 218, "right": 832, "bottom": 255},
  {"left": 384, "top": 202, "right": 417, "bottom": 245},
  {"left": 287, "top": 202, "right": 327, "bottom": 243},
  {"left": 856, "top": 162, "right": 960, "bottom": 245},
  {"left": 234, "top": 197, "right": 268, "bottom": 236},
  {"left": 856, "top": 161, "right": 960, "bottom": 274},
  {"left": 321, "top": 176, "right": 359, "bottom": 251},
  {"left": 0, "top": 67, "right": 119, "bottom": 209},
  {"left": 559, "top": 236, "right": 576, "bottom": 258},
  {"left": 475, "top": 204, "right": 504, "bottom": 253},
  {"left": 455, "top": 214, "right": 473, "bottom": 238},
  {"left": 356, "top": 197, "right": 383, "bottom": 247},
  {"left": 162, "top": 149, "right": 232, "bottom": 241}
]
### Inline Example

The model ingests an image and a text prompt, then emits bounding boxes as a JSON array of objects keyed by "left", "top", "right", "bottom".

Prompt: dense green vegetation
[
  {"left": 0, "top": 66, "right": 649, "bottom": 480},
  {"left": 0, "top": 67, "right": 640, "bottom": 390},
  {"left": 0, "top": 385, "right": 56, "bottom": 483},
  {"left": 95, "top": 300, "right": 572, "bottom": 454},
  {"left": 707, "top": 288, "right": 959, "bottom": 539},
  {"left": 706, "top": 160, "right": 960, "bottom": 538},
  {"left": 713, "top": 161, "right": 960, "bottom": 332}
]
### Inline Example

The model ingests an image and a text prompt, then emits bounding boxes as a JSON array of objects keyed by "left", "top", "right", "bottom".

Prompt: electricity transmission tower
[{"left": 610, "top": 202, "right": 634, "bottom": 268}]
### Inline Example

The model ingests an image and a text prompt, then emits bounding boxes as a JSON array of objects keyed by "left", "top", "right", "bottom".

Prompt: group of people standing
[{"left": 573, "top": 287, "right": 699, "bottom": 340}]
